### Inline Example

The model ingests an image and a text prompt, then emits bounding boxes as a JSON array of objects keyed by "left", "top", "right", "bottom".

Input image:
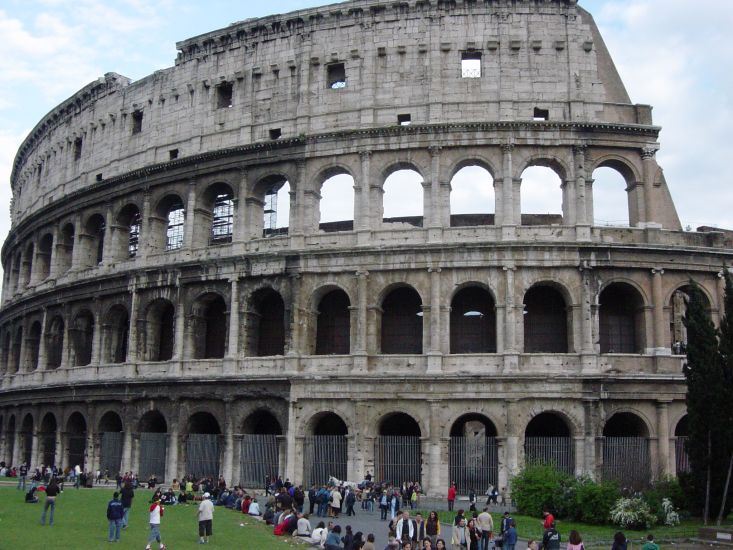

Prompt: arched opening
[
  {"left": 449, "top": 414, "right": 498, "bottom": 494},
  {"left": 28, "top": 321, "right": 41, "bottom": 371},
  {"left": 315, "top": 289, "right": 350, "bottom": 355},
  {"left": 186, "top": 412, "right": 221, "bottom": 478},
  {"left": 603, "top": 412, "right": 650, "bottom": 489},
  {"left": 592, "top": 166, "right": 630, "bottom": 227},
  {"left": 84, "top": 214, "right": 106, "bottom": 267},
  {"left": 247, "top": 288, "right": 285, "bottom": 356},
  {"left": 192, "top": 293, "right": 228, "bottom": 359},
  {"left": 98, "top": 411, "right": 123, "bottom": 476},
  {"left": 115, "top": 204, "right": 142, "bottom": 259},
  {"left": 450, "top": 165, "right": 495, "bottom": 227},
  {"left": 377, "top": 412, "right": 422, "bottom": 484},
  {"left": 520, "top": 165, "right": 564, "bottom": 225},
  {"left": 450, "top": 287, "right": 496, "bottom": 353},
  {"left": 304, "top": 412, "right": 348, "bottom": 486},
  {"left": 37, "top": 234, "right": 53, "bottom": 281},
  {"left": 240, "top": 410, "right": 283, "bottom": 488},
  {"left": 57, "top": 223, "right": 75, "bottom": 274},
  {"left": 144, "top": 299, "right": 175, "bottom": 361},
  {"left": 669, "top": 285, "right": 711, "bottom": 354},
  {"left": 523, "top": 285, "right": 569, "bottom": 353},
  {"left": 381, "top": 286, "right": 423, "bottom": 354},
  {"left": 6, "top": 416, "right": 16, "bottom": 465},
  {"left": 262, "top": 179, "right": 290, "bottom": 237},
  {"left": 66, "top": 411, "right": 87, "bottom": 470},
  {"left": 21, "top": 242, "right": 34, "bottom": 287},
  {"left": 39, "top": 413, "right": 57, "bottom": 467},
  {"left": 10, "top": 326, "right": 22, "bottom": 373},
  {"left": 599, "top": 283, "right": 645, "bottom": 354},
  {"left": 319, "top": 173, "right": 355, "bottom": 232},
  {"left": 103, "top": 305, "right": 129, "bottom": 364},
  {"left": 21, "top": 414, "right": 34, "bottom": 467},
  {"left": 675, "top": 415, "right": 690, "bottom": 475},
  {"left": 383, "top": 169, "right": 423, "bottom": 228},
  {"left": 70, "top": 310, "right": 94, "bottom": 366},
  {"left": 138, "top": 410, "right": 168, "bottom": 482},
  {"left": 164, "top": 198, "right": 185, "bottom": 251},
  {"left": 45, "top": 316, "right": 65, "bottom": 369},
  {"left": 524, "top": 412, "right": 574, "bottom": 474}
]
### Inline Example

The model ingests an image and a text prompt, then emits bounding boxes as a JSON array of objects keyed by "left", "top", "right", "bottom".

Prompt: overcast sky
[{"left": 1, "top": 0, "right": 731, "bottom": 251}]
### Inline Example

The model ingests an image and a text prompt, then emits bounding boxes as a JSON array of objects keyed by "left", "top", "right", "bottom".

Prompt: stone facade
[{"left": 0, "top": 0, "right": 729, "bottom": 494}]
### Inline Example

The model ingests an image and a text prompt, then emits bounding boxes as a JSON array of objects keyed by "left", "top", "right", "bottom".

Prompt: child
[{"left": 145, "top": 495, "right": 166, "bottom": 550}]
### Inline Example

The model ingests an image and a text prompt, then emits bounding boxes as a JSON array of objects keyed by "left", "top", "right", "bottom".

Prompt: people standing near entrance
[
  {"left": 145, "top": 494, "right": 166, "bottom": 550},
  {"left": 40, "top": 478, "right": 60, "bottom": 526},
  {"left": 74, "top": 464, "right": 82, "bottom": 489},
  {"left": 477, "top": 507, "right": 494, "bottom": 550},
  {"left": 447, "top": 482, "right": 457, "bottom": 511},
  {"left": 330, "top": 486, "right": 342, "bottom": 518},
  {"left": 120, "top": 480, "right": 134, "bottom": 529},
  {"left": 17, "top": 462, "right": 28, "bottom": 491},
  {"left": 468, "top": 489, "right": 477, "bottom": 512},
  {"left": 426, "top": 510, "right": 441, "bottom": 546},
  {"left": 197, "top": 492, "right": 214, "bottom": 544},
  {"left": 106, "top": 491, "right": 124, "bottom": 542}
]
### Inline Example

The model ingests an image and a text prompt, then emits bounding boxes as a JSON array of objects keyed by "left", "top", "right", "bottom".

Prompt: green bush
[
  {"left": 511, "top": 463, "right": 572, "bottom": 517},
  {"left": 574, "top": 477, "right": 621, "bottom": 524},
  {"left": 642, "top": 477, "right": 686, "bottom": 521}
]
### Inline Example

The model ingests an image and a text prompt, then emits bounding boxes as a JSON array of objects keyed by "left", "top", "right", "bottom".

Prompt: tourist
[
  {"left": 641, "top": 534, "right": 659, "bottom": 550},
  {"left": 426, "top": 510, "right": 441, "bottom": 545},
  {"left": 612, "top": 532, "right": 627, "bottom": 550},
  {"left": 503, "top": 520, "right": 518, "bottom": 550},
  {"left": 342, "top": 524, "right": 355, "bottom": 550},
  {"left": 197, "top": 492, "right": 214, "bottom": 544},
  {"left": 468, "top": 489, "right": 477, "bottom": 512},
  {"left": 414, "top": 513, "right": 427, "bottom": 542},
  {"left": 106, "top": 491, "right": 124, "bottom": 542},
  {"left": 362, "top": 533, "right": 376, "bottom": 550},
  {"left": 447, "top": 482, "right": 457, "bottom": 511},
  {"left": 330, "top": 486, "right": 342, "bottom": 518},
  {"left": 436, "top": 539, "right": 447, "bottom": 550},
  {"left": 526, "top": 540, "right": 538, "bottom": 550},
  {"left": 500, "top": 511, "right": 513, "bottom": 536},
  {"left": 40, "top": 478, "right": 60, "bottom": 526},
  {"left": 421, "top": 538, "right": 434, "bottom": 550},
  {"left": 325, "top": 524, "right": 342, "bottom": 550},
  {"left": 541, "top": 522, "right": 560, "bottom": 550},
  {"left": 396, "top": 510, "right": 418, "bottom": 545},
  {"left": 454, "top": 509, "right": 466, "bottom": 526},
  {"left": 17, "top": 462, "right": 28, "bottom": 491},
  {"left": 248, "top": 498, "right": 261, "bottom": 516},
  {"left": 25, "top": 486, "right": 39, "bottom": 503},
  {"left": 467, "top": 518, "right": 480, "bottom": 550},
  {"left": 345, "top": 488, "right": 357, "bottom": 516},
  {"left": 145, "top": 494, "right": 166, "bottom": 550},
  {"left": 310, "top": 520, "right": 328, "bottom": 547},
  {"left": 477, "top": 507, "right": 494, "bottom": 550},
  {"left": 452, "top": 517, "right": 470, "bottom": 549},
  {"left": 542, "top": 509, "right": 554, "bottom": 530},
  {"left": 567, "top": 530, "right": 583, "bottom": 550},
  {"left": 297, "top": 512, "right": 312, "bottom": 537}
]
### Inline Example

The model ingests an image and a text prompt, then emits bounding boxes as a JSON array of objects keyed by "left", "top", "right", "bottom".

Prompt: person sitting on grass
[{"left": 25, "top": 486, "right": 39, "bottom": 503}]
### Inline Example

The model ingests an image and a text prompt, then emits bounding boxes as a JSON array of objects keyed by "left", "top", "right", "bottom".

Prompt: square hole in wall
[
  {"left": 96, "top": 173, "right": 103, "bottom": 182},
  {"left": 216, "top": 82, "right": 233, "bottom": 109},
  {"left": 73, "top": 137, "right": 83, "bottom": 160},
  {"left": 131, "top": 110, "right": 143, "bottom": 134},
  {"left": 269, "top": 128, "right": 282, "bottom": 140},
  {"left": 461, "top": 52, "right": 482, "bottom": 78},
  {"left": 327, "top": 63, "right": 346, "bottom": 89},
  {"left": 533, "top": 108, "right": 549, "bottom": 121},
  {"left": 169, "top": 149, "right": 179, "bottom": 160},
  {"left": 397, "top": 114, "right": 412, "bottom": 126}
]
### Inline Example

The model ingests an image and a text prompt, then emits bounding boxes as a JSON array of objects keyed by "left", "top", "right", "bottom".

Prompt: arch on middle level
[
  {"left": 141, "top": 297, "right": 176, "bottom": 362},
  {"left": 380, "top": 161, "right": 426, "bottom": 228},
  {"left": 316, "top": 165, "right": 356, "bottom": 231},
  {"left": 378, "top": 283, "right": 424, "bottom": 354},
  {"left": 98, "top": 410, "right": 124, "bottom": 433},
  {"left": 598, "top": 279, "right": 648, "bottom": 354},
  {"left": 449, "top": 282, "right": 498, "bottom": 354},
  {"left": 522, "top": 281, "right": 573, "bottom": 353},
  {"left": 245, "top": 286, "right": 286, "bottom": 356},
  {"left": 448, "top": 158, "right": 497, "bottom": 227},
  {"left": 70, "top": 308, "right": 95, "bottom": 367},
  {"left": 189, "top": 291, "right": 229, "bottom": 359},
  {"left": 101, "top": 303, "right": 130, "bottom": 364},
  {"left": 309, "top": 284, "right": 352, "bottom": 356}
]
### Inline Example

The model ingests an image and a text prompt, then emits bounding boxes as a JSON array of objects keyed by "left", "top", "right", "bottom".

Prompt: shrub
[
  {"left": 511, "top": 463, "right": 572, "bottom": 518},
  {"left": 661, "top": 497, "right": 680, "bottom": 526},
  {"left": 642, "top": 477, "right": 686, "bottom": 521},
  {"left": 574, "top": 477, "right": 621, "bottom": 524},
  {"left": 609, "top": 497, "right": 657, "bottom": 530}
]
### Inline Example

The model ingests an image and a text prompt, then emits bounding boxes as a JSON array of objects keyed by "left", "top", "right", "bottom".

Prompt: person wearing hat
[{"left": 197, "top": 491, "right": 215, "bottom": 544}]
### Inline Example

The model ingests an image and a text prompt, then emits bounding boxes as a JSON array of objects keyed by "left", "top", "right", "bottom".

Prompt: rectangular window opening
[
  {"left": 216, "top": 82, "right": 233, "bottom": 109},
  {"left": 169, "top": 149, "right": 179, "bottom": 160},
  {"left": 327, "top": 63, "right": 346, "bottom": 89},
  {"left": 461, "top": 52, "right": 482, "bottom": 78},
  {"left": 397, "top": 114, "right": 412, "bottom": 126},
  {"left": 96, "top": 173, "right": 103, "bottom": 182},
  {"left": 73, "top": 138, "right": 83, "bottom": 161},
  {"left": 269, "top": 128, "right": 282, "bottom": 140},
  {"left": 131, "top": 110, "right": 143, "bottom": 134},
  {"left": 533, "top": 107, "right": 550, "bottom": 121}
]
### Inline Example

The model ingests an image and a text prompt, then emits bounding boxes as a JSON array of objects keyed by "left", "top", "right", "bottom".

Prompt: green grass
[
  {"left": 0, "top": 485, "right": 304, "bottom": 550},
  {"left": 419, "top": 511, "right": 715, "bottom": 547}
]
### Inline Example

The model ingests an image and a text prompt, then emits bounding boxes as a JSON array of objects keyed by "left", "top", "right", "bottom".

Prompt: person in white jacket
[
  {"left": 309, "top": 521, "right": 328, "bottom": 548},
  {"left": 197, "top": 492, "right": 215, "bottom": 544}
]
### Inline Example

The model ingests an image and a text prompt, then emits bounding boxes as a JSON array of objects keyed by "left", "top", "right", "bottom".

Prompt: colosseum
[{"left": 0, "top": 0, "right": 727, "bottom": 495}]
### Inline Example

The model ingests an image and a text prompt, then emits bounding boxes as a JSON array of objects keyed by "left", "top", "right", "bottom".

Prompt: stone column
[
  {"left": 11, "top": 426, "right": 22, "bottom": 467},
  {"left": 126, "top": 286, "right": 139, "bottom": 362},
  {"left": 500, "top": 144, "right": 515, "bottom": 232},
  {"left": 651, "top": 268, "right": 669, "bottom": 355},
  {"left": 290, "top": 160, "right": 306, "bottom": 237},
  {"left": 580, "top": 267, "right": 598, "bottom": 373},
  {"left": 573, "top": 144, "right": 589, "bottom": 228},
  {"left": 222, "top": 400, "right": 234, "bottom": 485},
  {"left": 31, "top": 428, "right": 40, "bottom": 468},
  {"left": 47, "top": 224, "right": 60, "bottom": 280},
  {"left": 718, "top": 270, "right": 727, "bottom": 326},
  {"left": 287, "top": 274, "right": 302, "bottom": 357},
  {"left": 356, "top": 151, "right": 372, "bottom": 241},
  {"left": 427, "top": 400, "right": 444, "bottom": 496},
  {"left": 504, "top": 400, "right": 520, "bottom": 484},
  {"left": 86, "top": 404, "right": 96, "bottom": 471},
  {"left": 656, "top": 400, "right": 671, "bottom": 478},
  {"left": 70, "top": 213, "right": 84, "bottom": 270},
  {"left": 60, "top": 307, "right": 71, "bottom": 368},
  {"left": 574, "top": 436, "right": 585, "bottom": 477},
  {"left": 174, "top": 286, "right": 186, "bottom": 361},
  {"left": 355, "top": 271, "right": 368, "bottom": 355},
  {"left": 227, "top": 278, "right": 240, "bottom": 358},
  {"left": 183, "top": 178, "right": 197, "bottom": 250},
  {"left": 641, "top": 146, "right": 658, "bottom": 226},
  {"left": 285, "top": 399, "right": 297, "bottom": 482},
  {"left": 166, "top": 423, "right": 179, "bottom": 483},
  {"left": 121, "top": 427, "right": 133, "bottom": 473},
  {"left": 55, "top": 423, "right": 64, "bottom": 468},
  {"left": 101, "top": 203, "right": 114, "bottom": 265},
  {"left": 561, "top": 179, "right": 576, "bottom": 226},
  {"left": 139, "top": 190, "right": 152, "bottom": 259},
  {"left": 90, "top": 304, "right": 102, "bottom": 365},
  {"left": 234, "top": 168, "right": 249, "bottom": 242},
  {"left": 583, "top": 399, "right": 599, "bottom": 480},
  {"left": 503, "top": 265, "right": 518, "bottom": 372}
]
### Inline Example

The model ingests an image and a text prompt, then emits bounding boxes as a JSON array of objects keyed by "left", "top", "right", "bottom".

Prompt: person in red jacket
[
  {"left": 145, "top": 495, "right": 166, "bottom": 550},
  {"left": 542, "top": 508, "right": 555, "bottom": 530},
  {"left": 447, "top": 482, "right": 457, "bottom": 512}
]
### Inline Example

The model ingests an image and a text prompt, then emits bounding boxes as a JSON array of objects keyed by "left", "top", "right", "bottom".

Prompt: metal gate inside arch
[
  {"left": 239, "top": 434, "right": 279, "bottom": 488},
  {"left": 99, "top": 432, "right": 123, "bottom": 474},
  {"left": 138, "top": 432, "right": 167, "bottom": 481},
  {"left": 449, "top": 436, "right": 498, "bottom": 492},
  {"left": 186, "top": 434, "right": 221, "bottom": 478},
  {"left": 602, "top": 437, "right": 651, "bottom": 490},
  {"left": 303, "top": 435, "right": 347, "bottom": 486},
  {"left": 375, "top": 436, "right": 422, "bottom": 485}
]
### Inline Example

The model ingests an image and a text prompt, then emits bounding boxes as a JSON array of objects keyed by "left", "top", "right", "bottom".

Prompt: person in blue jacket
[
  {"left": 504, "top": 520, "right": 518, "bottom": 550},
  {"left": 106, "top": 491, "right": 125, "bottom": 542}
]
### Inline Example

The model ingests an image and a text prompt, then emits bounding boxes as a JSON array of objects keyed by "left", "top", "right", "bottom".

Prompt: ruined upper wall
[{"left": 11, "top": 0, "right": 645, "bottom": 226}]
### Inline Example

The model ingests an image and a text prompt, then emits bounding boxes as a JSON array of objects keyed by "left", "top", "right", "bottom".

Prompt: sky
[{"left": 1, "top": 0, "right": 732, "bottom": 253}]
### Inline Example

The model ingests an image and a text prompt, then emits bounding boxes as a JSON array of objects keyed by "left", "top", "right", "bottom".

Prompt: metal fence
[
  {"left": 303, "top": 435, "right": 347, "bottom": 487},
  {"left": 675, "top": 436, "right": 690, "bottom": 474},
  {"left": 41, "top": 434, "right": 56, "bottom": 467},
  {"left": 186, "top": 433, "right": 220, "bottom": 478},
  {"left": 602, "top": 437, "right": 650, "bottom": 489},
  {"left": 138, "top": 432, "right": 167, "bottom": 481},
  {"left": 375, "top": 435, "right": 422, "bottom": 485},
  {"left": 449, "top": 436, "right": 498, "bottom": 493},
  {"left": 67, "top": 434, "right": 86, "bottom": 469},
  {"left": 99, "top": 432, "right": 124, "bottom": 475},
  {"left": 524, "top": 436, "right": 574, "bottom": 475},
  {"left": 239, "top": 434, "right": 279, "bottom": 488}
]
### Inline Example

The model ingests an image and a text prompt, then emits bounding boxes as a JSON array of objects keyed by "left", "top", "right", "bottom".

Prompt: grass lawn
[
  {"left": 423, "top": 511, "right": 715, "bottom": 547},
  {"left": 0, "top": 485, "right": 303, "bottom": 550}
]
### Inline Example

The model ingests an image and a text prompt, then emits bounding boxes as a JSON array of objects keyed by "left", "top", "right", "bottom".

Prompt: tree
[
  {"left": 715, "top": 271, "right": 733, "bottom": 525},
  {"left": 682, "top": 279, "right": 728, "bottom": 524}
]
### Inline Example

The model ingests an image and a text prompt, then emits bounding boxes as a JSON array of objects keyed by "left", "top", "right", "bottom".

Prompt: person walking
[
  {"left": 542, "top": 522, "right": 561, "bottom": 550},
  {"left": 106, "top": 491, "right": 124, "bottom": 542},
  {"left": 120, "top": 480, "right": 134, "bottom": 529},
  {"left": 40, "top": 478, "right": 60, "bottom": 526},
  {"left": 447, "top": 483, "right": 457, "bottom": 512},
  {"left": 477, "top": 508, "right": 494, "bottom": 550},
  {"left": 197, "top": 492, "right": 214, "bottom": 544},
  {"left": 17, "top": 462, "right": 28, "bottom": 491},
  {"left": 145, "top": 494, "right": 166, "bottom": 550}
]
